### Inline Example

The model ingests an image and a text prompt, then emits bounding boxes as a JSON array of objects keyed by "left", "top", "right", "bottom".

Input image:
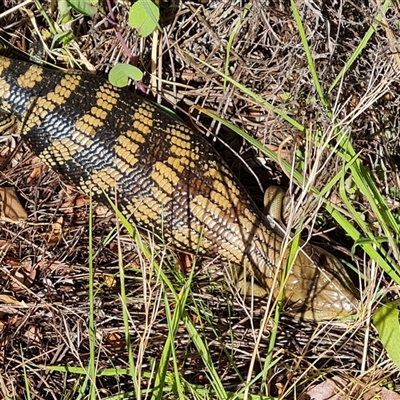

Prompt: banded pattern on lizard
[{"left": 0, "top": 55, "right": 358, "bottom": 320}]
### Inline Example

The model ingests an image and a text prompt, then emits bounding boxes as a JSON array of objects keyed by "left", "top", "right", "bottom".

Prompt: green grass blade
[
  {"left": 20, "top": 345, "right": 31, "bottom": 400},
  {"left": 115, "top": 218, "right": 140, "bottom": 397},
  {"left": 290, "top": 0, "right": 329, "bottom": 111},
  {"left": 187, "top": 52, "right": 306, "bottom": 133},
  {"left": 88, "top": 192, "right": 97, "bottom": 399},
  {"left": 182, "top": 313, "right": 228, "bottom": 399},
  {"left": 328, "top": 0, "right": 392, "bottom": 94},
  {"left": 224, "top": 4, "right": 252, "bottom": 90}
]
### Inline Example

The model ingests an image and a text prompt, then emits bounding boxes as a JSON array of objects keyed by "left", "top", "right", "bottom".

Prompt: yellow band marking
[
  {"left": 39, "top": 137, "right": 84, "bottom": 165},
  {"left": 170, "top": 134, "right": 191, "bottom": 149},
  {"left": 90, "top": 106, "right": 107, "bottom": 120},
  {"left": 71, "top": 131, "right": 94, "bottom": 147},
  {"left": 17, "top": 64, "right": 43, "bottom": 89},
  {"left": 20, "top": 74, "right": 82, "bottom": 136},
  {"left": 125, "top": 129, "right": 146, "bottom": 144},
  {"left": 98, "top": 84, "right": 120, "bottom": 106},
  {"left": 0, "top": 57, "right": 11, "bottom": 74},
  {"left": 151, "top": 162, "right": 180, "bottom": 195},
  {"left": 79, "top": 167, "right": 123, "bottom": 196},
  {"left": 170, "top": 127, "right": 191, "bottom": 142},
  {"left": 132, "top": 106, "right": 154, "bottom": 133},
  {"left": 151, "top": 186, "right": 170, "bottom": 205},
  {"left": 0, "top": 79, "right": 11, "bottom": 100},
  {"left": 114, "top": 144, "right": 138, "bottom": 168},
  {"left": 125, "top": 195, "right": 163, "bottom": 227},
  {"left": 115, "top": 133, "right": 143, "bottom": 168},
  {"left": 20, "top": 97, "right": 57, "bottom": 134},
  {"left": 91, "top": 167, "right": 123, "bottom": 189},
  {"left": 189, "top": 193, "right": 243, "bottom": 263}
]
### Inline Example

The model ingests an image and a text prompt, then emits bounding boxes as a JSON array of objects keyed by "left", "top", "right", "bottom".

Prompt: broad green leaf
[
  {"left": 108, "top": 64, "right": 143, "bottom": 88},
  {"left": 129, "top": 0, "right": 160, "bottom": 37},
  {"left": 66, "top": 0, "right": 98, "bottom": 16},
  {"left": 373, "top": 300, "right": 400, "bottom": 369}
]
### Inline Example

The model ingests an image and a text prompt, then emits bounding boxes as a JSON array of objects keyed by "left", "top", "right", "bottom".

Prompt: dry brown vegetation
[{"left": 1, "top": 0, "right": 400, "bottom": 398}]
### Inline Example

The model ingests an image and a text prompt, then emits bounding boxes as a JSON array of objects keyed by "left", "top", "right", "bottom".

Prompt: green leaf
[
  {"left": 66, "top": 0, "right": 98, "bottom": 17},
  {"left": 373, "top": 300, "right": 400, "bottom": 369},
  {"left": 128, "top": 0, "right": 160, "bottom": 37},
  {"left": 108, "top": 64, "right": 143, "bottom": 88}
]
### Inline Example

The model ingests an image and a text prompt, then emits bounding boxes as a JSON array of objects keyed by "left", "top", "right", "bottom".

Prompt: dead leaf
[
  {"left": 4, "top": 256, "right": 20, "bottom": 266},
  {"left": 60, "top": 189, "right": 94, "bottom": 218},
  {"left": 8, "top": 315, "right": 23, "bottom": 326},
  {"left": 103, "top": 274, "right": 117, "bottom": 288},
  {"left": 37, "top": 260, "right": 69, "bottom": 274},
  {"left": 24, "top": 325, "right": 42, "bottom": 344},
  {"left": 46, "top": 217, "right": 64, "bottom": 245},
  {"left": 75, "top": 193, "right": 90, "bottom": 207},
  {"left": 26, "top": 164, "right": 47, "bottom": 184},
  {"left": 0, "top": 294, "right": 27, "bottom": 306},
  {"left": 106, "top": 332, "right": 126, "bottom": 351},
  {"left": 0, "top": 187, "right": 28, "bottom": 222},
  {"left": 0, "top": 320, "right": 6, "bottom": 334},
  {"left": 60, "top": 188, "right": 80, "bottom": 212},
  {"left": 299, "top": 377, "right": 348, "bottom": 400},
  {"left": 177, "top": 252, "right": 193, "bottom": 274},
  {"left": 275, "top": 382, "right": 284, "bottom": 397},
  {"left": 10, "top": 258, "right": 36, "bottom": 291},
  {"left": 0, "top": 240, "right": 10, "bottom": 249},
  {"left": 300, "top": 378, "right": 400, "bottom": 400},
  {"left": 94, "top": 204, "right": 109, "bottom": 217},
  {"left": 364, "top": 388, "right": 400, "bottom": 400},
  {"left": 109, "top": 242, "right": 118, "bottom": 254}
]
